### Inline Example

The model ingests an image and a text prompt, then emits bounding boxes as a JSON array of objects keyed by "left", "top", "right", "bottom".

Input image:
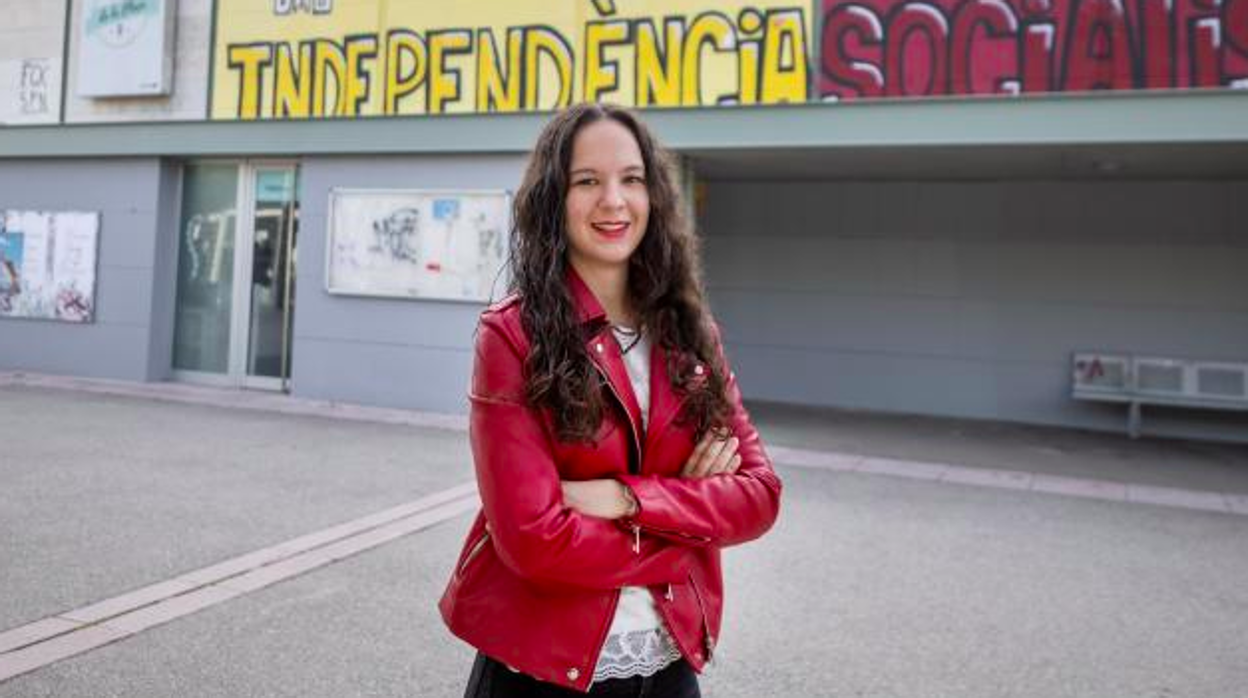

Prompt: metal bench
[{"left": 1071, "top": 353, "right": 1248, "bottom": 438}]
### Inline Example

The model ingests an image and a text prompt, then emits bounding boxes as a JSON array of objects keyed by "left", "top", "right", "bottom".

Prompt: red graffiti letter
[
  {"left": 885, "top": 2, "right": 951, "bottom": 96},
  {"left": 1225, "top": 0, "right": 1248, "bottom": 85},
  {"left": 1020, "top": 21, "right": 1056, "bottom": 91},
  {"left": 1062, "top": 0, "right": 1137, "bottom": 91},
  {"left": 821, "top": 3, "right": 886, "bottom": 99},
  {"left": 1229, "top": 0, "right": 1248, "bottom": 58},
  {"left": 1138, "top": 0, "right": 1175, "bottom": 88},
  {"left": 1187, "top": 16, "right": 1221, "bottom": 86},
  {"left": 951, "top": 0, "right": 1020, "bottom": 94}
]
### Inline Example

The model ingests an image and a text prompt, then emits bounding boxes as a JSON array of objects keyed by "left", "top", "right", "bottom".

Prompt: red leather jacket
[{"left": 439, "top": 271, "right": 782, "bottom": 692}]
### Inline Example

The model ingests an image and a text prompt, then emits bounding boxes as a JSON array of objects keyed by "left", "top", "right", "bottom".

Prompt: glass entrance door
[
  {"left": 242, "top": 166, "right": 298, "bottom": 389},
  {"left": 172, "top": 161, "right": 299, "bottom": 390}
]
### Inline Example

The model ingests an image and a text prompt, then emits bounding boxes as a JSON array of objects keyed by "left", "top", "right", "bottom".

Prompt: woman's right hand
[{"left": 680, "top": 429, "right": 741, "bottom": 479}]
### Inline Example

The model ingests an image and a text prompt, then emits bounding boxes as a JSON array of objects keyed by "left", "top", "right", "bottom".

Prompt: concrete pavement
[{"left": 2, "top": 374, "right": 1246, "bottom": 697}]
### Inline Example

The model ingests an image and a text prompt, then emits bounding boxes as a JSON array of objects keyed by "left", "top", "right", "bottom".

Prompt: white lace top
[{"left": 592, "top": 326, "right": 682, "bottom": 683}]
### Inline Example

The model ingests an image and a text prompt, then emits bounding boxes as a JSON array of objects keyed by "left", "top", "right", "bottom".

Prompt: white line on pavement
[
  {"left": 767, "top": 445, "right": 1247, "bottom": 516},
  {"left": 0, "top": 482, "right": 480, "bottom": 683}
]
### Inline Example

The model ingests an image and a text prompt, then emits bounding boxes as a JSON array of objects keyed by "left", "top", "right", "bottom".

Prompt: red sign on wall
[{"left": 819, "top": 0, "right": 1248, "bottom": 99}]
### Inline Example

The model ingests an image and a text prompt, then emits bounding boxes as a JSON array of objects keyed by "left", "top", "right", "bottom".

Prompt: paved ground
[
  {"left": 2, "top": 376, "right": 1247, "bottom": 697},
  {"left": 751, "top": 401, "right": 1248, "bottom": 495},
  {"left": 0, "top": 385, "right": 472, "bottom": 631}
]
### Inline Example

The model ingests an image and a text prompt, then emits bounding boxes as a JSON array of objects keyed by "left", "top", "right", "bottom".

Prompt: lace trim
[{"left": 591, "top": 626, "right": 683, "bottom": 682}]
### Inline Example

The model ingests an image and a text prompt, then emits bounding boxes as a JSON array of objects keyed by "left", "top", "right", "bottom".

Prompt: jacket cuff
[{"left": 616, "top": 474, "right": 714, "bottom": 543}]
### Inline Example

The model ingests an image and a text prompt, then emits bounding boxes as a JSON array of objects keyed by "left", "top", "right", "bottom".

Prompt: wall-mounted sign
[
  {"left": 0, "top": 211, "right": 100, "bottom": 323},
  {"left": 326, "top": 189, "right": 509, "bottom": 303},
  {"left": 77, "top": 0, "right": 176, "bottom": 97},
  {"left": 256, "top": 170, "right": 296, "bottom": 203}
]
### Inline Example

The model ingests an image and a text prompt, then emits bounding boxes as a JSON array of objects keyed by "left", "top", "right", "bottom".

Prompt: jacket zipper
[
  {"left": 456, "top": 531, "right": 490, "bottom": 577},
  {"left": 587, "top": 588, "right": 623, "bottom": 685},
  {"left": 589, "top": 352, "right": 643, "bottom": 474},
  {"left": 591, "top": 356, "right": 652, "bottom": 552},
  {"left": 652, "top": 582, "right": 698, "bottom": 666},
  {"left": 591, "top": 344, "right": 713, "bottom": 546},
  {"left": 687, "top": 571, "right": 716, "bottom": 662}
]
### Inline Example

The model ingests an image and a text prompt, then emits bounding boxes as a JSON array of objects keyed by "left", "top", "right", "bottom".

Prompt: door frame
[{"left": 172, "top": 159, "right": 299, "bottom": 392}]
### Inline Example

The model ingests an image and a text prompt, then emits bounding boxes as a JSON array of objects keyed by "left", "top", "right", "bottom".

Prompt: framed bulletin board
[
  {"left": 326, "top": 189, "right": 509, "bottom": 303},
  {"left": 0, "top": 210, "right": 100, "bottom": 323}
]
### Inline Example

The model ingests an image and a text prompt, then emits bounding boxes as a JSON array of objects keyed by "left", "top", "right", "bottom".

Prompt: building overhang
[{"left": 3, "top": 90, "right": 1247, "bottom": 179}]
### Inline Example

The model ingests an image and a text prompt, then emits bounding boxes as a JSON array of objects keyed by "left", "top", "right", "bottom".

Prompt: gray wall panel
[
  {"left": 297, "top": 298, "right": 484, "bottom": 349},
  {"left": 145, "top": 161, "right": 183, "bottom": 381},
  {"left": 95, "top": 212, "right": 160, "bottom": 269},
  {"left": 93, "top": 266, "right": 156, "bottom": 326},
  {"left": 703, "top": 179, "right": 1248, "bottom": 442},
  {"left": 0, "top": 160, "right": 158, "bottom": 210},
  {"left": 293, "top": 339, "right": 472, "bottom": 413},
  {"left": 0, "top": 159, "right": 165, "bottom": 381},
  {"left": 0, "top": 322, "right": 153, "bottom": 378},
  {"left": 708, "top": 236, "right": 1248, "bottom": 309},
  {"left": 726, "top": 345, "right": 998, "bottom": 415},
  {"left": 288, "top": 154, "right": 526, "bottom": 410}
]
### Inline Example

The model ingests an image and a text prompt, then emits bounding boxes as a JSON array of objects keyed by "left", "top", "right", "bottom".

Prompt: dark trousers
[{"left": 463, "top": 653, "right": 701, "bottom": 698}]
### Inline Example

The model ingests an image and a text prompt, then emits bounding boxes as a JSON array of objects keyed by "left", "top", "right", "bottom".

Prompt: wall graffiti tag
[
  {"left": 19, "top": 59, "right": 51, "bottom": 115},
  {"left": 818, "top": 0, "right": 1248, "bottom": 99},
  {"left": 273, "top": 0, "right": 332, "bottom": 15}
]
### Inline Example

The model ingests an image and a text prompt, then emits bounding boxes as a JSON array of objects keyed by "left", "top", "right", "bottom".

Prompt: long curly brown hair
[{"left": 510, "top": 103, "right": 731, "bottom": 443}]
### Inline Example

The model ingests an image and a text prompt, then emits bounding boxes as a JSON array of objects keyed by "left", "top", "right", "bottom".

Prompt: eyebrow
[{"left": 569, "top": 165, "right": 645, "bottom": 177}]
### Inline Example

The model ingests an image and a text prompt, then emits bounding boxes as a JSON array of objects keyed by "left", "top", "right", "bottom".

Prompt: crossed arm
[
  {"left": 470, "top": 316, "right": 781, "bottom": 591},
  {"left": 560, "top": 430, "right": 744, "bottom": 519}
]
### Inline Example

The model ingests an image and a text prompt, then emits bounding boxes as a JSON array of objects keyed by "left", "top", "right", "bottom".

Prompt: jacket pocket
[{"left": 457, "top": 530, "right": 491, "bottom": 578}]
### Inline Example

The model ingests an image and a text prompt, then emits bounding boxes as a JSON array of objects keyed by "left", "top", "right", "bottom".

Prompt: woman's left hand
[{"left": 561, "top": 479, "right": 637, "bottom": 520}]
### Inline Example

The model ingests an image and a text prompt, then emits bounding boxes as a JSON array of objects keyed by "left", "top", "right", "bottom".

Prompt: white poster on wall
[
  {"left": 77, "top": 0, "right": 176, "bottom": 96},
  {"left": 0, "top": 211, "right": 100, "bottom": 323},
  {"left": 326, "top": 189, "right": 510, "bottom": 303}
]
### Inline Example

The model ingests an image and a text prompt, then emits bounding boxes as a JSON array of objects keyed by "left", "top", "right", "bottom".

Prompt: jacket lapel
[
  {"left": 644, "top": 341, "right": 685, "bottom": 458},
  {"left": 567, "top": 268, "right": 645, "bottom": 457},
  {"left": 588, "top": 326, "right": 644, "bottom": 441}
]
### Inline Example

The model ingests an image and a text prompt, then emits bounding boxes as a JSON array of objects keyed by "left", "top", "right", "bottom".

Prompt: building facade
[{"left": 1, "top": 0, "right": 1246, "bottom": 442}]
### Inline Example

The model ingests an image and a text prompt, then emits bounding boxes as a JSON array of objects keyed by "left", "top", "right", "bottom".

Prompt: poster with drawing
[
  {"left": 0, "top": 211, "right": 100, "bottom": 323},
  {"left": 326, "top": 189, "right": 509, "bottom": 302}
]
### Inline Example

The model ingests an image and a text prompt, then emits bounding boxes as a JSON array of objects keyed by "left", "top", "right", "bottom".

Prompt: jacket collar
[
  {"left": 566, "top": 265, "right": 609, "bottom": 328},
  {"left": 564, "top": 263, "right": 693, "bottom": 460}
]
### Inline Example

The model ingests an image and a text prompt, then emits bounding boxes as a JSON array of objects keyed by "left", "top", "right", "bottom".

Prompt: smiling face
[{"left": 563, "top": 118, "right": 650, "bottom": 283}]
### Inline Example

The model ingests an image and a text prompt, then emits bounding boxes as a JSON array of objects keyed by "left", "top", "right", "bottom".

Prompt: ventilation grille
[
  {"left": 1136, "top": 360, "right": 1184, "bottom": 394},
  {"left": 1196, "top": 365, "right": 1248, "bottom": 399},
  {"left": 1073, "top": 353, "right": 1248, "bottom": 406},
  {"left": 1072, "top": 354, "right": 1129, "bottom": 392}
]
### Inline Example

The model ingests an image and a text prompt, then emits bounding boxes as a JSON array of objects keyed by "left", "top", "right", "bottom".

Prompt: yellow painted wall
[{"left": 210, "top": 0, "right": 812, "bottom": 120}]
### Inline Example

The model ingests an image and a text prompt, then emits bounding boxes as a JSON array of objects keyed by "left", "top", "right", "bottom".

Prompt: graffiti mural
[
  {"left": 211, "top": 0, "right": 811, "bottom": 119},
  {"left": 819, "top": 0, "right": 1248, "bottom": 99}
]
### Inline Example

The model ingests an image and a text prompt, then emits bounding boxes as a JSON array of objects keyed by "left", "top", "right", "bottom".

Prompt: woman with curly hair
[{"left": 440, "top": 102, "right": 783, "bottom": 697}]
